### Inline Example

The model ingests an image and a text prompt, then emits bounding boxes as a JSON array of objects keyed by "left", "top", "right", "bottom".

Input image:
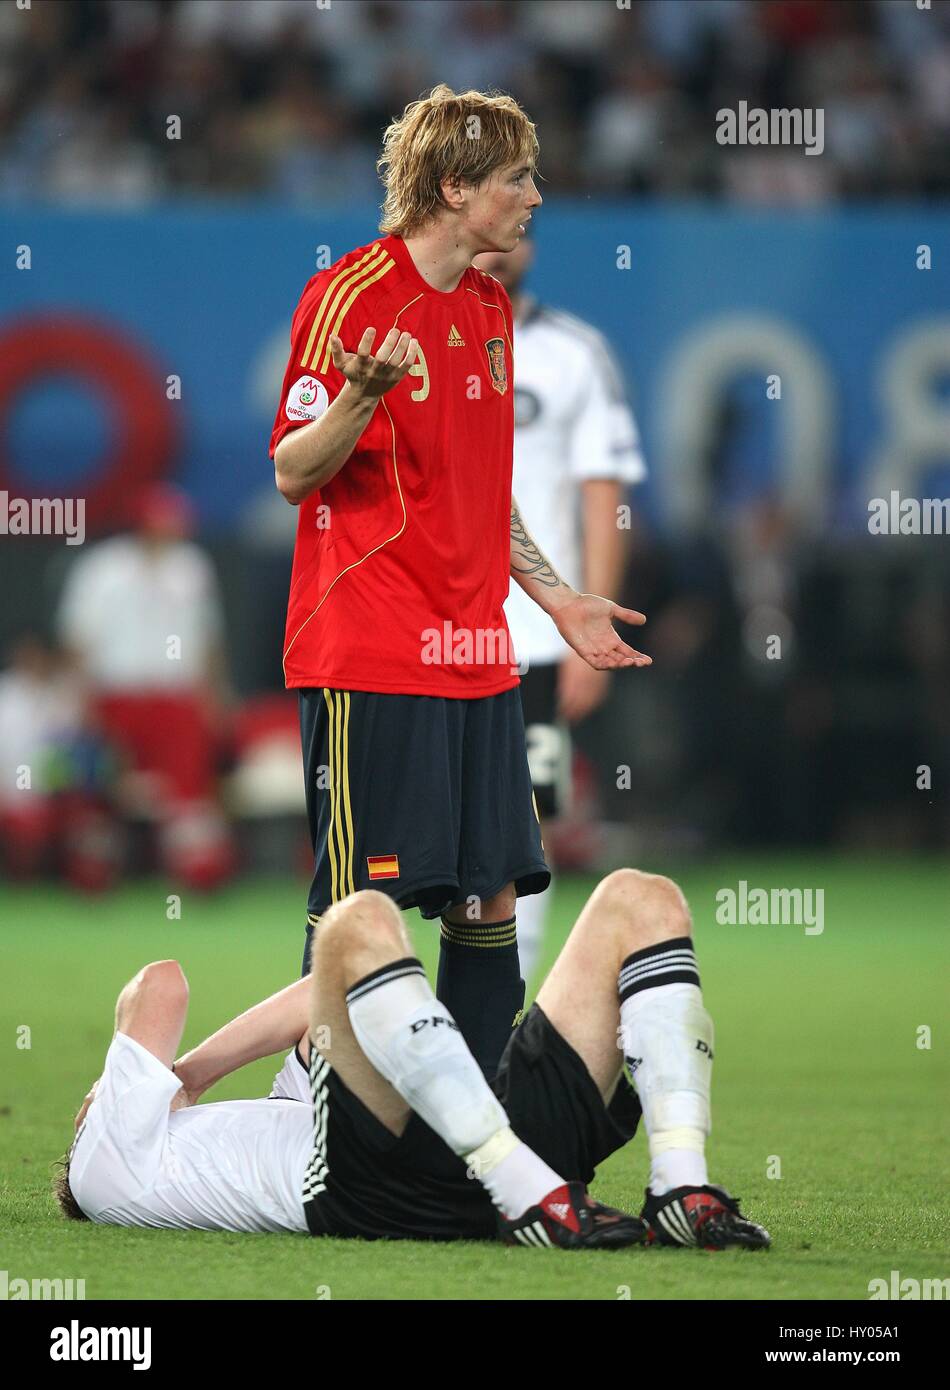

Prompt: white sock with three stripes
[{"left": 618, "top": 938, "right": 713, "bottom": 1196}]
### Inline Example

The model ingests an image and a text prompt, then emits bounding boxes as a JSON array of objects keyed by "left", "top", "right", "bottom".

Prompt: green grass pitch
[{"left": 2, "top": 856, "right": 947, "bottom": 1301}]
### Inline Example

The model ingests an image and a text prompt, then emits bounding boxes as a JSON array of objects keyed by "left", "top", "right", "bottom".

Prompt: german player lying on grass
[{"left": 58, "top": 870, "right": 769, "bottom": 1249}]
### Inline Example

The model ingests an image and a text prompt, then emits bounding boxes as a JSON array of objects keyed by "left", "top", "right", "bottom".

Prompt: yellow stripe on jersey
[
  {"left": 299, "top": 244, "right": 395, "bottom": 374},
  {"left": 313, "top": 254, "right": 397, "bottom": 375},
  {"left": 299, "top": 243, "right": 385, "bottom": 369}
]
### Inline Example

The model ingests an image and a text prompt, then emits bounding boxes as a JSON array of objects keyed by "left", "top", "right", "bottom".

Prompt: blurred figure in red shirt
[{"left": 56, "top": 483, "right": 235, "bottom": 891}]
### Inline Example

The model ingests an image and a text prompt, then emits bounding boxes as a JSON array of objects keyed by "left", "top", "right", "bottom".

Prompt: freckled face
[{"left": 464, "top": 162, "right": 542, "bottom": 253}]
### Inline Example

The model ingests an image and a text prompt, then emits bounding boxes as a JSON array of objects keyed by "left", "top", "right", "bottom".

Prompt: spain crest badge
[{"left": 484, "top": 337, "right": 508, "bottom": 395}]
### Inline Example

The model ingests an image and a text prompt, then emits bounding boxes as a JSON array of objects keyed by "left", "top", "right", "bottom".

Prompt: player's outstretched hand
[
  {"left": 329, "top": 326, "right": 418, "bottom": 400},
  {"left": 553, "top": 593, "right": 652, "bottom": 671}
]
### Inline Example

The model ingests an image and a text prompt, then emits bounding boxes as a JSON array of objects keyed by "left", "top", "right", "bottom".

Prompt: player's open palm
[
  {"left": 553, "top": 593, "right": 652, "bottom": 670},
  {"left": 329, "top": 326, "right": 417, "bottom": 399}
]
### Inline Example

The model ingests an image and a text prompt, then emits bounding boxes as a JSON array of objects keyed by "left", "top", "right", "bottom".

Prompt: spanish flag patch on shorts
[{"left": 367, "top": 854, "right": 400, "bottom": 881}]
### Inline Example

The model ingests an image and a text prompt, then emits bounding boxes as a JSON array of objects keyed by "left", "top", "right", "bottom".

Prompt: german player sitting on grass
[{"left": 58, "top": 870, "right": 769, "bottom": 1250}]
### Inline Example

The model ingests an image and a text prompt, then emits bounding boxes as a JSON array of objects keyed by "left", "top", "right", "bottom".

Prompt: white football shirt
[
  {"left": 504, "top": 298, "right": 647, "bottom": 667},
  {"left": 56, "top": 536, "right": 223, "bottom": 690},
  {"left": 69, "top": 1032, "right": 312, "bottom": 1234}
]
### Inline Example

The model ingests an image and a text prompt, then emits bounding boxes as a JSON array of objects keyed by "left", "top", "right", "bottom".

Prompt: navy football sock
[{"left": 436, "top": 915, "right": 525, "bottom": 1079}]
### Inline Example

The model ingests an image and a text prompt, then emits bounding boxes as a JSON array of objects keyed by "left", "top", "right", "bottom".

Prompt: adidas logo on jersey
[{"left": 447, "top": 324, "right": 465, "bottom": 346}]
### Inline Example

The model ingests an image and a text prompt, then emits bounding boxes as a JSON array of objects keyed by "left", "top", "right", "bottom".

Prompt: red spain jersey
[{"left": 269, "top": 233, "right": 519, "bottom": 698}]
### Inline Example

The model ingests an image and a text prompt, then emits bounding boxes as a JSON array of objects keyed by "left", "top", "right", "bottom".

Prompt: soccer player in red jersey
[{"left": 269, "top": 86, "right": 651, "bottom": 1077}]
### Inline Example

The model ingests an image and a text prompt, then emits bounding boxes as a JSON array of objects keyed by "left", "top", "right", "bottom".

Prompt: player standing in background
[
  {"left": 56, "top": 483, "right": 234, "bottom": 892},
  {"left": 474, "top": 233, "right": 647, "bottom": 986},
  {"left": 268, "top": 86, "right": 651, "bottom": 1079}
]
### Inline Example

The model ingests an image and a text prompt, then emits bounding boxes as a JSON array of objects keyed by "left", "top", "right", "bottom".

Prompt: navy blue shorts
[{"left": 299, "top": 686, "right": 550, "bottom": 944}]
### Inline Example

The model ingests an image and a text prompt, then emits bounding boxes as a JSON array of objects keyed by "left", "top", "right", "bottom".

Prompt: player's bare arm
[
  {"left": 74, "top": 971, "right": 312, "bottom": 1135},
  {"left": 173, "top": 976, "right": 311, "bottom": 1102},
  {"left": 510, "top": 496, "right": 652, "bottom": 671},
  {"left": 73, "top": 960, "right": 191, "bottom": 1132},
  {"left": 274, "top": 326, "right": 418, "bottom": 505}
]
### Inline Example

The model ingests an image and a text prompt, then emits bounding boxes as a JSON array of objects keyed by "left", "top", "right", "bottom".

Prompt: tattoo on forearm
[{"left": 510, "top": 501, "right": 564, "bottom": 589}]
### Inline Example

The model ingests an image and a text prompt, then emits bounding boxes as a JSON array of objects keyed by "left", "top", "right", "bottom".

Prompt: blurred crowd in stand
[{"left": 1, "top": 0, "right": 948, "bottom": 207}]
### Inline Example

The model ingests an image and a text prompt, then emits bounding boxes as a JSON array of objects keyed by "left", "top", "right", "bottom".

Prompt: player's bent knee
[
  {"left": 596, "top": 867, "right": 655, "bottom": 908},
  {"left": 640, "top": 873, "right": 691, "bottom": 939},
  {"left": 318, "top": 890, "right": 407, "bottom": 965},
  {"left": 322, "top": 889, "right": 403, "bottom": 935},
  {"left": 599, "top": 868, "right": 691, "bottom": 939}
]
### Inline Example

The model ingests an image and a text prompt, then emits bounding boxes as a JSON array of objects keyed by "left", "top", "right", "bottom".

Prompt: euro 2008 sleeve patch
[{"left": 286, "top": 375, "right": 329, "bottom": 423}]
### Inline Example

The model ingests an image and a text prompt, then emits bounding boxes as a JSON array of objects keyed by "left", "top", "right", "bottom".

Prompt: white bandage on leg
[{"left": 650, "top": 1126, "right": 708, "bottom": 1155}]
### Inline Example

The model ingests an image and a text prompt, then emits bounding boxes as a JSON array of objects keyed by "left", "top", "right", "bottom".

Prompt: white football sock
[
  {"left": 346, "top": 958, "right": 564, "bottom": 1217},
  {"left": 464, "top": 1126, "right": 565, "bottom": 1220},
  {"left": 347, "top": 956, "right": 509, "bottom": 1150},
  {"left": 347, "top": 958, "right": 507, "bottom": 1155},
  {"left": 516, "top": 880, "right": 551, "bottom": 986},
  {"left": 618, "top": 940, "right": 713, "bottom": 1197}
]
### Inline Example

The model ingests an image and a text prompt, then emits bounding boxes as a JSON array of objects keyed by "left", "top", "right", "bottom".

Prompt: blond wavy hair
[{"left": 377, "top": 85, "right": 539, "bottom": 238}]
